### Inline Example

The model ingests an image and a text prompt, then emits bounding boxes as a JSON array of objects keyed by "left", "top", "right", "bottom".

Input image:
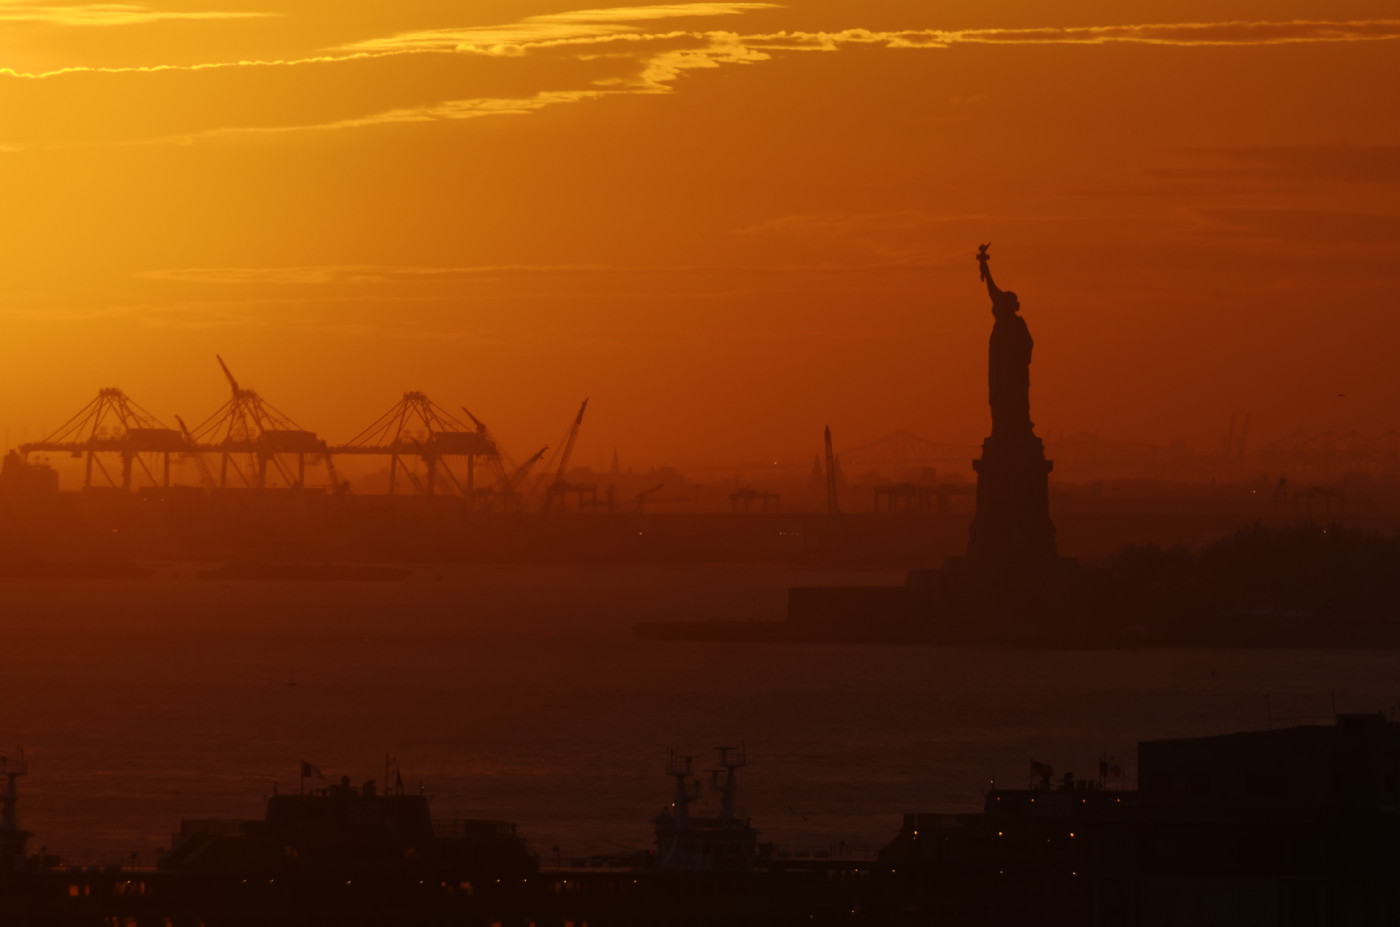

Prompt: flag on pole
[
  {"left": 1029, "top": 759, "right": 1053, "bottom": 780},
  {"left": 301, "top": 761, "right": 324, "bottom": 780}
]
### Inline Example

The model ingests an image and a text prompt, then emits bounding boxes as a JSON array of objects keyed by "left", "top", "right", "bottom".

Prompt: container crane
[
  {"left": 506, "top": 446, "right": 549, "bottom": 494},
  {"left": 461, "top": 407, "right": 515, "bottom": 492},
  {"left": 540, "top": 399, "right": 588, "bottom": 514},
  {"left": 175, "top": 415, "right": 217, "bottom": 491},
  {"left": 482, "top": 445, "right": 548, "bottom": 512},
  {"left": 188, "top": 356, "right": 332, "bottom": 490}
]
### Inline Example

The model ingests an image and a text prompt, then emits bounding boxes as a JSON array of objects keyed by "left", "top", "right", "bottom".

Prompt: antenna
[{"left": 824, "top": 426, "right": 839, "bottom": 517}]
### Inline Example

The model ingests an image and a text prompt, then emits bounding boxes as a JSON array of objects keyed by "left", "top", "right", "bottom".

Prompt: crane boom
[
  {"left": 506, "top": 446, "right": 549, "bottom": 492},
  {"left": 538, "top": 399, "right": 588, "bottom": 515},
  {"left": 461, "top": 406, "right": 514, "bottom": 488},
  {"left": 553, "top": 398, "right": 588, "bottom": 488},
  {"left": 216, "top": 355, "right": 240, "bottom": 396},
  {"left": 824, "top": 425, "right": 840, "bottom": 516},
  {"left": 460, "top": 407, "right": 486, "bottom": 432}
]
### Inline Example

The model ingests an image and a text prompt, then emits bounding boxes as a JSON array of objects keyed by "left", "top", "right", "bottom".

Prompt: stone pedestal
[{"left": 966, "top": 431, "right": 1057, "bottom": 567}]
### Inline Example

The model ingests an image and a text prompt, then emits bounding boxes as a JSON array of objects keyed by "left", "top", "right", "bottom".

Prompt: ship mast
[
  {"left": 712, "top": 743, "right": 746, "bottom": 825},
  {"left": 660, "top": 751, "right": 697, "bottom": 869},
  {"left": 0, "top": 751, "right": 31, "bottom": 872}
]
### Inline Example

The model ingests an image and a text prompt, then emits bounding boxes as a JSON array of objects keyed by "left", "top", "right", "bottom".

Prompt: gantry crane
[
  {"left": 540, "top": 399, "right": 589, "bottom": 514},
  {"left": 19, "top": 388, "right": 183, "bottom": 491},
  {"left": 333, "top": 392, "right": 494, "bottom": 497},
  {"left": 185, "top": 356, "right": 335, "bottom": 490},
  {"left": 175, "top": 415, "right": 217, "bottom": 491}
]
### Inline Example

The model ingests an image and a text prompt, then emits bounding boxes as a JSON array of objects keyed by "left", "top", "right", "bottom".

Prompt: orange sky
[{"left": 1, "top": 0, "right": 1397, "bottom": 469}]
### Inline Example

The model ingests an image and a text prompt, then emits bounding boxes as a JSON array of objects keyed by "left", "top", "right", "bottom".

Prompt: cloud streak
[
  {"left": 1157, "top": 146, "right": 1400, "bottom": 186},
  {"left": 9, "top": 11, "right": 1393, "bottom": 78},
  {"left": 198, "top": 17, "right": 1400, "bottom": 139},
  {"left": 137, "top": 259, "right": 952, "bottom": 287},
  {"left": 0, "top": 2, "right": 270, "bottom": 27},
  {"left": 341, "top": 3, "right": 777, "bottom": 53},
  {"left": 742, "top": 20, "right": 1400, "bottom": 52},
  {"left": 7, "top": 8, "right": 1399, "bottom": 146},
  {"left": 347, "top": 13, "right": 1400, "bottom": 57},
  {"left": 1193, "top": 207, "right": 1400, "bottom": 244},
  {"left": 0, "top": 50, "right": 425, "bottom": 81}
]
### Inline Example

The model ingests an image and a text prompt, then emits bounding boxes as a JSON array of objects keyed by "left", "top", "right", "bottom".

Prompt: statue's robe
[{"left": 988, "top": 311, "right": 1033, "bottom": 438}]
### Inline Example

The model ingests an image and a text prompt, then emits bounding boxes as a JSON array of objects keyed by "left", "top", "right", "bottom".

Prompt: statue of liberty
[
  {"left": 975, "top": 243, "right": 1033, "bottom": 439},
  {"left": 966, "top": 243, "right": 1058, "bottom": 566}
]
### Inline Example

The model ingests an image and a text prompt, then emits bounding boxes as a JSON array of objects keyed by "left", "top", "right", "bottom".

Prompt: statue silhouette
[
  {"left": 966, "top": 244, "right": 1058, "bottom": 567},
  {"left": 976, "top": 244, "right": 1033, "bottom": 438}
]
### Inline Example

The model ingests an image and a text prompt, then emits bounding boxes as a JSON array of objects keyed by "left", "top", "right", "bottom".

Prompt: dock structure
[
  {"left": 8, "top": 361, "right": 561, "bottom": 505},
  {"left": 729, "top": 487, "right": 779, "bottom": 513},
  {"left": 184, "top": 356, "right": 338, "bottom": 491},
  {"left": 873, "top": 483, "right": 936, "bottom": 514},
  {"left": 18, "top": 388, "right": 184, "bottom": 491},
  {"left": 332, "top": 392, "right": 497, "bottom": 498}
]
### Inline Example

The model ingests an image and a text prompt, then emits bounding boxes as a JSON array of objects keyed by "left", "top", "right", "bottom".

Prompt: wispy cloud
[
  {"left": 342, "top": 3, "right": 777, "bottom": 53},
  {"left": 1193, "top": 207, "right": 1400, "bottom": 244},
  {"left": 138, "top": 263, "right": 622, "bottom": 285},
  {"left": 141, "top": 88, "right": 617, "bottom": 144},
  {"left": 8, "top": 9, "right": 1399, "bottom": 146},
  {"left": 10, "top": 11, "right": 1391, "bottom": 78},
  {"left": 200, "top": 16, "right": 1400, "bottom": 139},
  {"left": 1156, "top": 146, "right": 1400, "bottom": 186},
  {"left": 735, "top": 211, "right": 950, "bottom": 237},
  {"left": 741, "top": 20, "right": 1400, "bottom": 51},
  {"left": 0, "top": 2, "right": 270, "bottom": 27},
  {"left": 347, "top": 14, "right": 1400, "bottom": 57},
  {"left": 0, "top": 50, "right": 421, "bottom": 81},
  {"left": 137, "top": 259, "right": 950, "bottom": 287}
]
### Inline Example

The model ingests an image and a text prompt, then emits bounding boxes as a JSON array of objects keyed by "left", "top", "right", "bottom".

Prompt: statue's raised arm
[{"left": 976, "top": 243, "right": 1002, "bottom": 304}]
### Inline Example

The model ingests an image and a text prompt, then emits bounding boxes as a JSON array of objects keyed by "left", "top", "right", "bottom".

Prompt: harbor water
[{"left": 2, "top": 564, "right": 1396, "bottom": 863}]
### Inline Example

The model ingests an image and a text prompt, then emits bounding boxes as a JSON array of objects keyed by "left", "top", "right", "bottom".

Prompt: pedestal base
[{"left": 966, "top": 431, "right": 1057, "bottom": 567}]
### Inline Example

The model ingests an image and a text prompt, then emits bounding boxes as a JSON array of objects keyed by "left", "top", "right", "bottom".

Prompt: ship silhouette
[{"left": 3, "top": 716, "right": 1400, "bottom": 923}]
